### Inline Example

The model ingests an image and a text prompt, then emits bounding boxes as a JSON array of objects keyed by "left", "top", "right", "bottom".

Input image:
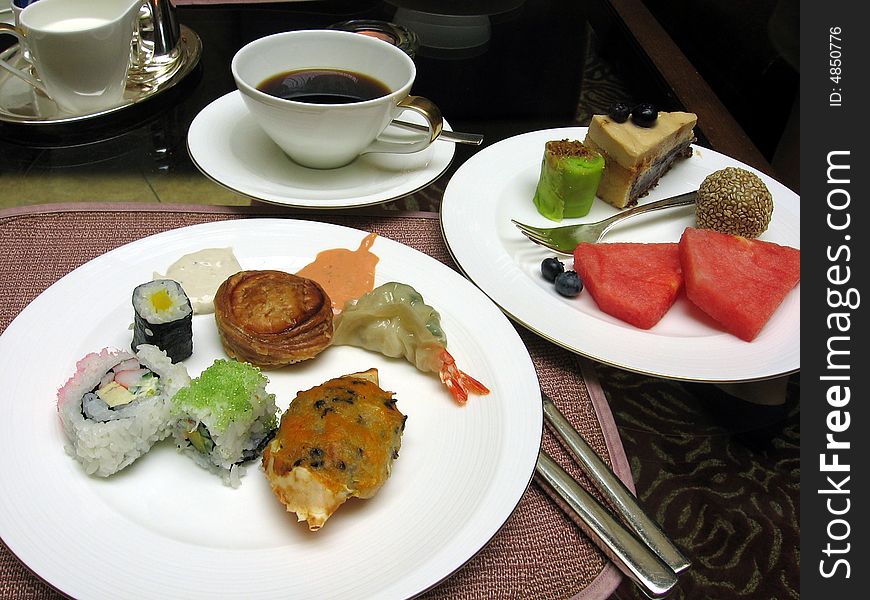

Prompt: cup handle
[
  {"left": 363, "top": 95, "right": 444, "bottom": 155},
  {"left": 0, "top": 24, "right": 49, "bottom": 95}
]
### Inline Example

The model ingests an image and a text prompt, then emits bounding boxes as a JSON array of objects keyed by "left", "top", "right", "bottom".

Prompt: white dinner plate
[
  {"left": 187, "top": 91, "right": 455, "bottom": 209},
  {"left": 441, "top": 127, "right": 800, "bottom": 382},
  {"left": 0, "top": 219, "right": 541, "bottom": 599}
]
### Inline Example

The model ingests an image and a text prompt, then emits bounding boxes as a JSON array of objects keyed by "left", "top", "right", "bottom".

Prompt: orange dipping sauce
[{"left": 296, "top": 232, "right": 379, "bottom": 313}]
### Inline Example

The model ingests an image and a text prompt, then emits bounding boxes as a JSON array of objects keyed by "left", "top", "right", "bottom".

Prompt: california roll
[{"left": 57, "top": 345, "right": 191, "bottom": 477}]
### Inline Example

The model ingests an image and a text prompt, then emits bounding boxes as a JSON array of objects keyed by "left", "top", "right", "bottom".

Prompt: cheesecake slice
[{"left": 584, "top": 111, "right": 697, "bottom": 208}]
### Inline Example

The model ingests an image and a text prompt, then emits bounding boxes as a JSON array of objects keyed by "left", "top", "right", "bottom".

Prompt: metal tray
[{"left": 0, "top": 24, "right": 201, "bottom": 126}]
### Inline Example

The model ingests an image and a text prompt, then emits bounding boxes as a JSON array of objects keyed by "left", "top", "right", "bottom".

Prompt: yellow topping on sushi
[{"left": 149, "top": 288, "right": 174, "bottom": 312}]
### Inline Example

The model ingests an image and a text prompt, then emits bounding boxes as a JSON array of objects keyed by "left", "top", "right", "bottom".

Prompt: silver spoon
[{"left": 391, "top": 119, "right": 484, "bottom": 145}]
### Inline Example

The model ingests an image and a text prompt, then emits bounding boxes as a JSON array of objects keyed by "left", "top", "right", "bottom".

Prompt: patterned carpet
[{"left": 603, "top": 367, "right": 800, "bottom": 599}]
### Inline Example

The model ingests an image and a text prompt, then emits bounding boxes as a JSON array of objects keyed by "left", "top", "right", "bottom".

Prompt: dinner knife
[
  {"left": 536, "top": 452, "right": 678, "bottom": 598},
  {"left": 542, "top": 394, "right": 691, "bottom": 574}
]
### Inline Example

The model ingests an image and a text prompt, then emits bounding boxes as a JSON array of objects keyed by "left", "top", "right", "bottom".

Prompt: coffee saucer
[
  {"left": 0, "top": 25, "right": 201, "bottom": 125},
  {"left": 186, "top": 90, "right": 456, "bottom": 209}
]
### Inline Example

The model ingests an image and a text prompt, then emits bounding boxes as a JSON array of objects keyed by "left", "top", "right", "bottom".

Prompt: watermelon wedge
[
  {"left": 679, "top": 228, "right": 800, "bottom": 341},
  {"left": 572, "top": 242, "right": 682, "bottom": 329}
]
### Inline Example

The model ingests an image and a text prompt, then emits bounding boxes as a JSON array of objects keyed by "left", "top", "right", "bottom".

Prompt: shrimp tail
[{"left": 438, "top": 349, "right": 490, "bottom": 404}]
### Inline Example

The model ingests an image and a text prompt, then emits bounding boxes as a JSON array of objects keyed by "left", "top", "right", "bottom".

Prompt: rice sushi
[
  {"left": 132, "top": 279, "right": 193, "bottom": 362},
  {"left": 170, "top": 359, "right": 278, "bottom": 487},
  {"left": 57, "top": 345, "right": 191, "bottom": 477}
]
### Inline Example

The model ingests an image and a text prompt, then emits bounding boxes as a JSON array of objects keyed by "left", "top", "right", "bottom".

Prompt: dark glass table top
[{"left": 0, "top": 0, "right": 721, "bottom": 209}]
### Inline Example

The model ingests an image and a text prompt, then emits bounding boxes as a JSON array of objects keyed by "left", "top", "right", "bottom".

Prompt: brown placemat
[{"left": 0, "top": 203, "right": 633, "bottom": 600}]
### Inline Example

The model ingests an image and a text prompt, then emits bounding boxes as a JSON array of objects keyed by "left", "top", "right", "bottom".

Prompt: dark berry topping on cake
[
  {"left": 630, "top": 103, "right": 658, "bottom": 127},
  {"left": 608, "top": 102, "right": 632, "bottom": 123}
]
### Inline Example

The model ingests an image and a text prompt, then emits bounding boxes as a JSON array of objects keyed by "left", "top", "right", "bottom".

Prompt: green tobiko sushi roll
[
  {"left": 171, "top": 359, "right": 278, "bottom": 487},
  {"left": 132, "top": 279, "right": 193, "bottom": 362}
]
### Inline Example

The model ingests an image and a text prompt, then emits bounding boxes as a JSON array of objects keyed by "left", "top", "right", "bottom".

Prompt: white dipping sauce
[{"left": 155, "top": 248, "right": 242, "bottom": 314}]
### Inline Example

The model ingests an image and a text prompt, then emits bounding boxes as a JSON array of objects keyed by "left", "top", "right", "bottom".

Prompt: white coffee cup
[
  {"left": 0, "top": 0, "right": 142, "bottom": 114},
  {"left": 232, "top": 29, "right": 443, "bottom": 169}
]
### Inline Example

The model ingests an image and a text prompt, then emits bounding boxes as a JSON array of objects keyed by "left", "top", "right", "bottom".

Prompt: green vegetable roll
[{"left": 532, "top": 139, "right": 604, "bottom": 221}]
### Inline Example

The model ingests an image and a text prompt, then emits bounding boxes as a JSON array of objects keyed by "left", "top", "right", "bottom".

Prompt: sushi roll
[
  {"left": 262, "top": 368, "right": 405, "bottom": 530},
  {"left": 132, "top": 279, "right": 194, "bottom": 362},
  {"left": 57, "top": 345, "right": 191, "bottom": 477},
  {"left": 170, "top": 359, "right": 279, "bottom": 487}
]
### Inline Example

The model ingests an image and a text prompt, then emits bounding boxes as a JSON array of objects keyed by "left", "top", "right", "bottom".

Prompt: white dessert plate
[
  {"left": 0, "top": 219, "right": 541, "bottom": 599},
  {"left": 187, "top": 91, "right": 455, "bottom": 209},
  {"left": 441, "top": 127, "right": 800, "bottom": 382}
]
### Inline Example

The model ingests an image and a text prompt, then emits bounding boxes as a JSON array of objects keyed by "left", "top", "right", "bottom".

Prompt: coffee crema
[{"left": 257, "top": 68, "right": 391, "bottom": 104}]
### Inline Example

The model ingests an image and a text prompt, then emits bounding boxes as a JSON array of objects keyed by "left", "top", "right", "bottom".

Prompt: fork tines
[{"left": 511, "top": 220, "right": 571, "bottom": 254}]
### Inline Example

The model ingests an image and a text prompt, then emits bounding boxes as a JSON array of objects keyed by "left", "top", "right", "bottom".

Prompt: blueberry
[
  {"left": 608, "top": 102, "right": 632, "bottom": 123},
  {"left": 631, "top": 103, "right": 658, "bottom": 127},
  {"left": 554, "top": 271, "right": 583, "bottom": 297},
  {"left": 541, "top": 257, "right": 565, "bottom": 282}
]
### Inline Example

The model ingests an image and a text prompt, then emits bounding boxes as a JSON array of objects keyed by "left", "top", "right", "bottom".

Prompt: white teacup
[
  {"left": 0, "top": 0, "right": 142, "bottom": 114},
  {"left": 232, "top": 29, "right": 443, "bottom": 169}
]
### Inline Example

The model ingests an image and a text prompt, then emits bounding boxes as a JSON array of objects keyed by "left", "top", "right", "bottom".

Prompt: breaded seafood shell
[
  {"left": 213, "top": 270, "right": 333, "bottom": 368},
  {"left": 263, "top": 368, "right": 406, "bottom": 530}
]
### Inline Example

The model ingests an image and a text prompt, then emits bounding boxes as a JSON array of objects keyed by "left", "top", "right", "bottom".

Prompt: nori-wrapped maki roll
[
  {"left": 132, "top": 279, "right": 193, "bottom": 362},
  {"left": 532, "top": 139, "right": 605, "bottom": 221},
  {"left": 57, "top": 345, "right": 191, "bottom": 477},
  {"left": 170, "top": 359, "right": 278, "bottom": 487}
]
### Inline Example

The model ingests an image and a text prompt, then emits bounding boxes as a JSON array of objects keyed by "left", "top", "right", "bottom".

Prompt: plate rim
[
  {"left": 0, "top": 217, "right": 543, "bottom": 599},
  {"left": 440, "top": 126, "right": 801, "bottom": 383},
  {"left": 186, "top": 91, "right": 456, "bottom": 209}
]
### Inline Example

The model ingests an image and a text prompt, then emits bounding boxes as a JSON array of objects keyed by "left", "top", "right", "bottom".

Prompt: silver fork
[{"left": 512, "top": 190, "right": 697, "bottom": 254}]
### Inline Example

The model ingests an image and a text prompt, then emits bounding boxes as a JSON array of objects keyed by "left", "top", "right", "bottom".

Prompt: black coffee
[{"left": 257, "top": 68, "right": 391, "bottom": 104}]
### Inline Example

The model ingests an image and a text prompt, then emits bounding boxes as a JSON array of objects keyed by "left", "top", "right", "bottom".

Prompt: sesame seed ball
[{"left": 696, "top": 167, "right": 774, "bottom": 238}]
